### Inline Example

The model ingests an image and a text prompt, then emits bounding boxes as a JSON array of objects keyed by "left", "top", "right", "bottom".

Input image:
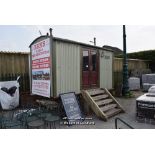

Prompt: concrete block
[{"left": 128, "top": 77, "right": 140, "bottom": 90}]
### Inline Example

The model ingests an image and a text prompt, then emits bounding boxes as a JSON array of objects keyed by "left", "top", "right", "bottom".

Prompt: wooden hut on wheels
[{"left": 29, "top": 30, "right": 124, "bottom": 121}]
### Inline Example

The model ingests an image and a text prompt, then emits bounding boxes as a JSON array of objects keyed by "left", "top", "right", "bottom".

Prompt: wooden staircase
[{"left": 81, "top": 88, "right": 125, "bottom": 121}]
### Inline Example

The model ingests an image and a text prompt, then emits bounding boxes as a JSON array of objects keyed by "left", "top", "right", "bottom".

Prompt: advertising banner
[{"left": 31, "top": 38, "right": 51, "bottom": 97}]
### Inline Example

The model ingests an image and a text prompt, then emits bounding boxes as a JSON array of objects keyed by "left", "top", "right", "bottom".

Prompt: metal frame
[{"left": 115, "top": 117, "right": 134, "bottom": 129}]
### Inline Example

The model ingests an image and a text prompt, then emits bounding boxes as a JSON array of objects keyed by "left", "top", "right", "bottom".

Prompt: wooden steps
[
  {"left": 105, "top": 108, "right": 122, "bottom": 118},
  {"left": 100, "top": 104, "right": 117, "bottom": 112},
  {"left": 93, "top": 94, "right": 109, "bottom": 101},
  {"left": 87, "top": 89, "right": 105, "bottom": 96},
  {"left": 96, "top": 99, "right": 113, "bottom": 106},
  {"left": 81, "top": 88, "right": 124, "bottom": 121}
]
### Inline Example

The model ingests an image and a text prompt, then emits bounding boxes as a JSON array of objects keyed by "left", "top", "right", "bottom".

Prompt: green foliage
[
  {"left": 128, "top": 50, "right": 155, "bottom": 61},
  {"left": 117, "top": 50, "right": 155, "bottom": 61},
  {"left": 124, "top": 91, "right": 135, "bottom": 98}
]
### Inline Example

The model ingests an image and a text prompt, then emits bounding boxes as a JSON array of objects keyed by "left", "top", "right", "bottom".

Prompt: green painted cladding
[
  {"left": 54, "top": 41, "right": 81, "bottom": 96},
  {"left": 99, "top": 49, "right": 113, "bottom": 89},
  {"left": 52, "top": 40, "right": 113, "bottom": 97}
]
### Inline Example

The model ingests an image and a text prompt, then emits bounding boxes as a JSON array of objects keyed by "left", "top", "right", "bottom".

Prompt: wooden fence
[
  {"left": 0, "top": 52, "right": 29, "bottom": 74},
  {"left": 114, "top": 58, "right": 149, "bottom": 72},
  {"left": 113, "top": 58, "right": 150, "bottom": 89},
  {"left": 0, "top": 52, "right": 152, "bottom": 92},
  {"left": 0, "top": 52, "right": 30, "bottom": 92}
]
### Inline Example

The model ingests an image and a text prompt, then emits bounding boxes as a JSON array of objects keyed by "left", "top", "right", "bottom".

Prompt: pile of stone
[
  {"left": 148, "top": 86, "right": 155, "bottom": 94},
  {"left": 143, "top": 83, "right": 155, "bottom": 92},
  {"left": 128, "top": 77, "right": 140, "bottom": 90},
  {"left": 142, "top": 74, "right": 155, "bottom": 91}
]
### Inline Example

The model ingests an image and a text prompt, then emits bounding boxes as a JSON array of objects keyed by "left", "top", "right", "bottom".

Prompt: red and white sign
[{"left": 31, "top": 38, "right": 51, "bottom": 97}]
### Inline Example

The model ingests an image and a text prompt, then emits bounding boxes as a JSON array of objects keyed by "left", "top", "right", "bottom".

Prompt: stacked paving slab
[
  {"left": 142, "top": 74, "right": 155, "bottom": 91},
  {"left": 128, "top": 77, "right": 140, "bottom": 90}
]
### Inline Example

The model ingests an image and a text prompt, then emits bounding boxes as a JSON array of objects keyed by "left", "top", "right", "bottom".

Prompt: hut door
[
  {"left": 90, "top": 50, "right": 98, "bottom": 87},
  {"left": 82, "top": 49, "right": 99, "bottom": 88}
]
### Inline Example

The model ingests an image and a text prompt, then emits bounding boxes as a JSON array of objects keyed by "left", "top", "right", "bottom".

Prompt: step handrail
[{"left": 115, "top": 117, "right": 134, "bottom": 129}]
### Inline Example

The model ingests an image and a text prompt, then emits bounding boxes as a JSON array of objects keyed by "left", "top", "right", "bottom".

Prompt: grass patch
[{"left": 123, "top": 91, "right": 135, "bottom": 98}]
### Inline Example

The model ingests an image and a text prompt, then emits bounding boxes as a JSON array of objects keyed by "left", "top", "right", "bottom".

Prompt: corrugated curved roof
[{"left": 29, "top": 35, "right": 114, "bottom": 53}]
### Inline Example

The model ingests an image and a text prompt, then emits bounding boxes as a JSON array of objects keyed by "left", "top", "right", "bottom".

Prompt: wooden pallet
[{"left": 81, "top": 88, "right": 125, "bottom": 121}]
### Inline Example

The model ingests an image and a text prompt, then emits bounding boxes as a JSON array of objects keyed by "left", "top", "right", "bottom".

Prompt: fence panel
[
  {"left": 114, "top": 58, "right": 149, "bottom": 72},
  {"left": 113, "top": 71, "right": 123, "bottom": 87},
  {"left": 0, "top": 53, "right": 29, "bottom": 74},
  {"left": 0, "top": 52, "right": 30, "bottom": 93},
  {"left": 113, "top": 58, "right": 150, "bottom": 90}
]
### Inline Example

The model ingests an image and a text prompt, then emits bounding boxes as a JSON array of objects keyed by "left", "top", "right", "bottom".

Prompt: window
[
  {"left": 92, "top": 51, "right": 97, "bottom": 71},
  {"left": 83, "top": 51, "right": 89, "bottom": 71}
]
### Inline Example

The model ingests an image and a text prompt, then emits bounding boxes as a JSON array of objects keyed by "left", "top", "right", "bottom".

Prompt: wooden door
[
  {"left": 82, "top": 50, "right": 90, "bottom": 88},
  {"left": 90, "top": 50, "right": 98, "bottom": 87},
  {"left": 82, "top": 49, "right": 99, "bottom": 89}
]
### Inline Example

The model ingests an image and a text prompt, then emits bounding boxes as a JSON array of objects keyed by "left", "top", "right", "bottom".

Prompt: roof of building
[
  {"left": 53, "top": 37, "right": 114, "bottom": 52},
  {"left": 29, "top": 35, "right": 115, "bottom": 53},
  {"left": 103, "top": 45, "right": 123, "bottom": 54},
  {"left": 29, "top": 35, "right": 49, "bottom": 47},
  {"left": 0, "top": 37, "right": 123, "bottom": 54},
  {"left": 0, "top": 51, "right": 29, "bottom": 54}
]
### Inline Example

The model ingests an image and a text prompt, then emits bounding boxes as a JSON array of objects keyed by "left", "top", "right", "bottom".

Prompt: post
[
  {"left": 122, "top": 25, "right": 129, "bottom": 96},
  {"left": 49, "top": 28, "right": 53, "bottom": 37},
  {"left": 94, "top": 37, "right": 96, "bottom": 46},
  {"left": 49, "top": 28, "right": 53, "bottom": 97}
]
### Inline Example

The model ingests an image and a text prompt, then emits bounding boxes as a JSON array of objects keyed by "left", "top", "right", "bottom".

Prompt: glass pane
[
  {"left": 92, "top": 51, "right": 97, "bottom": 71},
  {"left": 83, "top": 51, "right": 89, "bottom": 71}
]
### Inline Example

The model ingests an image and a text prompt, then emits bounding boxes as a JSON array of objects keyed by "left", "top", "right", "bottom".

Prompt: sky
[{"left": 1, "top": 25, "right": 155, "bottom": 53}]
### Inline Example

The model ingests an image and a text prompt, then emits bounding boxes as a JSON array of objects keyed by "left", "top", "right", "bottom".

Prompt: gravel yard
[
  {"left": 1, "top": 91, "right": 155, "bottom": 129},
  {"left": 60, "top": 91, "right": 155, "bottom": 129}
]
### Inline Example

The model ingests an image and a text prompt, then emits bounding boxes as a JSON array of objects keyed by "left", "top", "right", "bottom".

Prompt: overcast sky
[{"left": 0, "top": 25, "right": 155, "bottom": 53}]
